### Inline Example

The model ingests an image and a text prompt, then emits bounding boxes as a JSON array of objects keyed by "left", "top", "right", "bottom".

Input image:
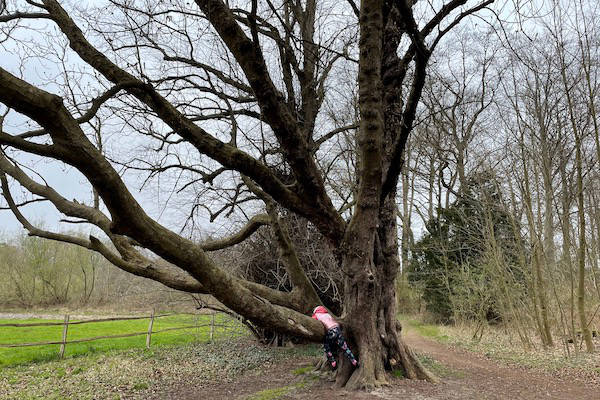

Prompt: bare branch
[
  {"left": 193, "top": 0, "right": 345, "bottom": 242},
  {"left": 0, "top": 171, "right": 207, "bottom": 293},
  {"left": 346, "top": 0, "right": 360, "bottom": 18},
  {"left": 0, "top": 11, "right": 52, "bottom": 22},
  {"left": 313, "top": 123, "right": 359, "bottom": 151},
  {"left": 18, "top": 82, "right": 136, "bottom": 139},
  {"left": 39, "top": 0, "right": 344, "bottom": 243},
  {"left": 429, "top": 1, "right": 496, "bottom": 53},
  {"left": 200, "top": 214, "right": 271, "bottom": 251},
  {"left": 0, "top": 197, "right": 46, "bottom": 210}
]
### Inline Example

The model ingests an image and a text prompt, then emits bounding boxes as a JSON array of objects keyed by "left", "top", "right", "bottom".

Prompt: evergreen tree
[{"left": 408, "top": 169, "right": 527, "bottom": 323}]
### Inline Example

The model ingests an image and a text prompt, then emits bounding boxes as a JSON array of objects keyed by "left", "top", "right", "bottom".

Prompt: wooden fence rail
[
  {"left": 0, "top": 311, "right": 240, "bottom": 358},
  {"left": 0, "top": 312, "right": 191, "bottom": 327}
]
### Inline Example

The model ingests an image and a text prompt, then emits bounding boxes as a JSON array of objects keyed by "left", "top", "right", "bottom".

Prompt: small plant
[
  {"left": 246, "top": 386, "right": 294, "bottom": 400},
  {"left": 132, "top": 381, "right": 149, "bottom": 391},
  {"left": 292, "top": 366, "right": 313, "bottom": 375},
  {"left": 392, "top": 369, "right": 404, "bottom": 378}
]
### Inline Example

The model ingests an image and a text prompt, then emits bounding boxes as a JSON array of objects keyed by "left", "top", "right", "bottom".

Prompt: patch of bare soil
[{"left": 181, "top": 329, "right": 600, "bottom": 400}]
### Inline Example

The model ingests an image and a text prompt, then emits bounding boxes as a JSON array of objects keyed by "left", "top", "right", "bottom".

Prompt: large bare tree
[{"left": 0, "top": 0, "right": 494, "bottom": 388}]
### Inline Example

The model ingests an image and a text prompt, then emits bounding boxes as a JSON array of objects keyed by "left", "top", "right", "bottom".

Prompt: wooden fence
[{"left": 0, "top": 311, "right": 239, "bottom": 358}]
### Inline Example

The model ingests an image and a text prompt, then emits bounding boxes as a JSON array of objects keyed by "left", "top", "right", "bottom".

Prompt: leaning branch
[
  {"left": 0, "top": 172, "right": 208, "bottom": 293},
  {"left": 0, "top": 155, "right": 302, "bottom": 309}
]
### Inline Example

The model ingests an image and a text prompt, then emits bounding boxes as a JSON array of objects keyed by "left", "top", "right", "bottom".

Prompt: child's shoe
[
  {"left": 351, "top": 359, "right": 358, "bottom": 367},
  {"left": 331, "top": 361, "right": 337, "bottom": 370}
]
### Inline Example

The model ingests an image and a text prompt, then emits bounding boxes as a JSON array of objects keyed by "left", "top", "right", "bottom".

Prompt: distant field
[{"left": 0, "top": 313, "right": 246, "bottom": 367}]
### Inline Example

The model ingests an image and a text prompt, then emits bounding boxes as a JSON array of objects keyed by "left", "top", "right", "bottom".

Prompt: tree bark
[{"left": 330, "top": 0, "right": 436, "bottom": 388}]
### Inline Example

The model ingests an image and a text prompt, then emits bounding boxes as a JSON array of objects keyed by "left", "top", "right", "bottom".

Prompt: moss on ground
[
  {"left": 246, "top": 385, "right": 295, "bottom": 400},
  {"left": 292, "top": 366, "right": 313, "bottom": 375}
]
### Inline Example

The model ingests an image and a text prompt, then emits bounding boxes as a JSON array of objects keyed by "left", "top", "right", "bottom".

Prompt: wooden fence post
[
  {"left": 210, "top": 312, "right": 215, "bottom": 342},
  {"left": 59, "top": 314, "right": 69, "bottom": 359},
  {"left": 146, "top": 309, "right": 155, "bottom": 349}
]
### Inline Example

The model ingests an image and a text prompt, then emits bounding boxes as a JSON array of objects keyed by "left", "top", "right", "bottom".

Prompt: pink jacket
[{"left": 312, "top": 306, "right": 339, "bottom": 330}]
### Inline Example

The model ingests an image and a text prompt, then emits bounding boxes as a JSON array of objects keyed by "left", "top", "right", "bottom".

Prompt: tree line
[{"left": 401, "top": 0, "right": 600, "bottom": 354}]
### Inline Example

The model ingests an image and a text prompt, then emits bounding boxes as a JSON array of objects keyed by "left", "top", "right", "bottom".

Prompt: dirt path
[
  {"left": 191, "top": 329, "right": 599, "bottom": 400},
  {"left": 396, "top": 330, "right": 599, "bottom": 399}
]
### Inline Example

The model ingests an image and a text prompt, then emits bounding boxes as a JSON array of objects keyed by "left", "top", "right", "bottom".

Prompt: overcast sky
[{"left": 0, "top": 17, "right": 173, "bottom": 238}]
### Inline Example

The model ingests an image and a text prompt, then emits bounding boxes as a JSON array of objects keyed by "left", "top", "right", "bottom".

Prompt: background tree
[{"left": 400, "top": 0, "right": 600, "bottom": 353}]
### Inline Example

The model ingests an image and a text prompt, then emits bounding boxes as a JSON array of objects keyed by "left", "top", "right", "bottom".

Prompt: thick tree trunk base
[{"left": 313, "top": 328, "right": 437, "bottom": 389}]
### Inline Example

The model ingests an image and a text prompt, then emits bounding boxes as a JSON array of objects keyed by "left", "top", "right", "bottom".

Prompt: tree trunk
[
  {"left": 560, "top": 48, "right": 595, "bottom": 352},
  {"left": 329, "top": 0, "right": 436, "bottom": 387},
  {"left": 335, "top": 194, "right": 435, "bottom": 389},
  {"left": 575, "top": 127, "right": 594, "bottom": 353},
  {"left": 559, "top": 159, "right": 579, "bottom": 352},
  {"left": 520, "top": 138, "right": 553, "bottom": 347}
]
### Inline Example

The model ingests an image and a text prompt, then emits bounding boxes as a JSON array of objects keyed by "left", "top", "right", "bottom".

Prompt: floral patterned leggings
[{"left": 323, "top": 326, "right": 358, "bottom": 368}]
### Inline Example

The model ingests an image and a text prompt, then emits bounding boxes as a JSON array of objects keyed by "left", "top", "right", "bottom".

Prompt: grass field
[
  {"left": 0, "top": 313, "right": 246, "bottom": 367},
  {"left": 401, "top": 316, "right": 449, "bottom": 342}
]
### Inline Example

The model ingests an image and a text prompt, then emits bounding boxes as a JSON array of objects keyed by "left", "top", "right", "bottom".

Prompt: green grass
[
  {"left": 417, "top": 354, "right": 465, "bottom": 378},
  {"left": 246, "top": 386, "right": 295, "bottom": 400},
  {"left": 402, "top": 317, "right": 449, "bottom": 341},
  {"left": 132, "top": 381, "right": 149, "bottom": 391},
  {"left": 245, "top": 374, "right": 317, "bottom": 400},
  {"left": 0, "top": 313, "right": 245, "bottom": 368},
  {"left": 292, "top": 365, "right": 314, "bottom": 375}
]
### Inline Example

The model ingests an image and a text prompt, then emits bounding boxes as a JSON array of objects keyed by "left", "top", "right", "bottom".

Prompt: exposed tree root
[{"left": 395, "top": 335, "right": 439, "bottom": 383}]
